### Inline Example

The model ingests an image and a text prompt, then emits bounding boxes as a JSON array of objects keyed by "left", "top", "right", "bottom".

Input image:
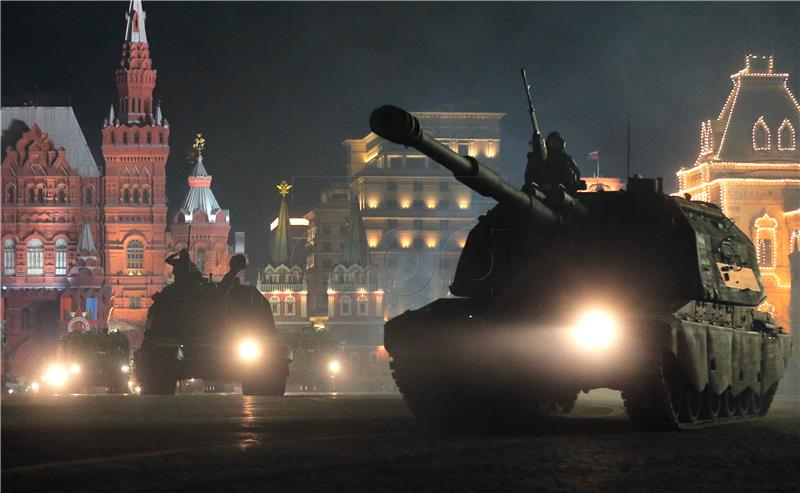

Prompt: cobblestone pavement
[{"left": 3, "top": 390, "right": 799, "bottom": 492}]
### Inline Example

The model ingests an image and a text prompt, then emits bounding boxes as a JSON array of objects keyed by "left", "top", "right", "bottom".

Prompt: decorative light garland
[
  {"left": 752, "top": 116, "right": 771, "bottom": 151},
  {"left": 777, "top": 119, "right": 796, "bottom": 151}
]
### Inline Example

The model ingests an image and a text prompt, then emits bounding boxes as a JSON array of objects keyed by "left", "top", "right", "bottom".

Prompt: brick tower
[{"left": 101, "top": 0, "right": 170, "bottom": 327}]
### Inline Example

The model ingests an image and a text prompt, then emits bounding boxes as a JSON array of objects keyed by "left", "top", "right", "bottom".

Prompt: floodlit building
[
  {"left": 677, "top": 55, "right": 800, "bottom": 331},
  {"left": 343, "top": 111, "right": 505, "bottom": 317}
]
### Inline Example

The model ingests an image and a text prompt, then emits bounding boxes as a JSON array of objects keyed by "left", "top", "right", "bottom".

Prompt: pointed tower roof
[
  {"left": 179, "top": 135, "right": 229, "bottom": 223},
  {"left": 125, "top": 0, "right": 148, "bottom": 44},
  {"left": 270, "top": 181, "right": 293, "bottom": 265},
  {"left": 341, "top": 197, "right": 371, "bottom": 266},
  {"left": 77, "top": 223, "right": 97, "bottom": 253}
]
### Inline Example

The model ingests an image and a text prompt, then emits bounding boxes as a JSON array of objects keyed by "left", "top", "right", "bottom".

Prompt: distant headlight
[
  {"left": 69, "top": 363, "right": 81, "bottom": 374},
  {"left": 571, "top": 310, "right": 618, "bottom": 351},
  {"left": 121, "top": 364, "right": 131, "bottom": 373},
  {"left": 43, "top": 364, "right": 68, "bottom": 387},
  {"left": 328, "top": 360, "right": 341, "bottom": 375},
  {"left": 238, "top": 340, "right": 262, "bottom": 362}
]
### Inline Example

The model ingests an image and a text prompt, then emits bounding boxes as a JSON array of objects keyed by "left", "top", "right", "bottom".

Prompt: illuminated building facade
[
  {"left": 343, "top": 111, "right": 504, "bottom": 317},
  {"left": 677, "top": 55, "right": 800, "bottom": 331},
  {"left": 1, "top": 1, "right": 186, "bottom": 376}
]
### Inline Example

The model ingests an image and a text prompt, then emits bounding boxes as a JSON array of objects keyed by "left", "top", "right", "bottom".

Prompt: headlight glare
[
  {"left": 238, "top": 340, "right": 262, "bottom": 362},
  {"left": 571, "top": 310, "right": 618, "bottom": 350}
]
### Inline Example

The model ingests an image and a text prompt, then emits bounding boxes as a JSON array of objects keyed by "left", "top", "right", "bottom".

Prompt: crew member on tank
[
  {"left": 220, "top": 254, "right": 248, "bottom": 294},
  {"left": 525, "top": 131, "right": 583, "bottom": 193}
]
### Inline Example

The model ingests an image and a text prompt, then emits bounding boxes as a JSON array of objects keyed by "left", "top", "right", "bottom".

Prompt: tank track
[
  {"left": 621, "top": 354, "right": 777, "bottom": 430},
  {"left": 390, "top": 353, "right": 577, "bottom": 430}
]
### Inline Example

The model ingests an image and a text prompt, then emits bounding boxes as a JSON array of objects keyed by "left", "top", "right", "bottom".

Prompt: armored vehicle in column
[
  {"left": 369, "top": 104, "right": 792, "bottom": 430},
  {"left": 134, "top": 253, "right": 290, "bottom": 395}
]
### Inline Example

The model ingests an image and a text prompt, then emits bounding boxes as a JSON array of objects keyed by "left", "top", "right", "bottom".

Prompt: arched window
[
  {"left": 5, "top": 185, "right": 15, "bottom": 204},
  {"left": 26, "top": 239, "right": 44, "bottom": 275},
  {"left": 142, "top": 188, "right": 150, "bottom": 204},
  {"left": 778, "top": 119, "right": 796, "bottom": 151},
  {"left": 340, "top": 295, "right": 352, "bottom": 316},
  {"left": 357, "top": 295, "right": 369, "bottom": 316},
  {"left": 133, "top": 188, "right": 140, "bottom": 204},
  {"left": 57, "top": 188, "right": 66, "bottom": 204},
  {"left": 111, "top": 133, "right": 116, "bottom": 144},
  {"left": 55, "top": 239, "right": 68, "bottom": 275},
  {"left": 752, "top": 117, "right": 771, "bottom": 150},
  {"left": 159, "top": 133, "right": 164, "bottom": 144},
  {"left": 27, "top": 187, "right": 35, "bottom": 203},
  {"left": 285, "top": 295, "right": 296, "bottom": 316},
  {"left": 37, "top": 188, "right": 45, "bottom": 204},
  {"left": 3, "top": 239, "right": 15, "bottom": 275},
  {"left": 123, "top": 188, "right": 131, "bottom": 204},
  {"left": 126, "top": 240, "right": 144, "bottom": 275},
  {"left": 196, "top": 249, "right": 206, "bottom": 273},
  {"left": 123, "top": 133, "right": 128, "bottom": 145},
  {"left": 757, "top": 238, "right": 774, "bottom": 267},
  {"left": 133, "top": 132, "right": 140, "bottom": 144},
  {"left": 269, "top": 296, "right": 280, "bottom": 316},
  {"left": 84, "top": 186, "right": 94, "bottom": 205}
]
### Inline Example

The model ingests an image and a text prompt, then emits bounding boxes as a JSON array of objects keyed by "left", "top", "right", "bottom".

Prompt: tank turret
[{"left": 374, "top": 103, "right": 792, "bottom": 431}]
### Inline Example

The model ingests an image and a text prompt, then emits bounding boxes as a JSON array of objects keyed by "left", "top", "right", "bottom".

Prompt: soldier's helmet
[
  {"left": 230, "top": 254, "right": 247, "bottom": 272},
  {"left": 545, "top": 131, "right": 566, "bottom": 152}
]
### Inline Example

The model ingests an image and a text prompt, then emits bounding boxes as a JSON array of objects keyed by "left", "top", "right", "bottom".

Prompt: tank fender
[
  {"left": 761, "top": 334, "right": 792, "bottom": 393},
  {"left": 670, "top": 320, "right": 709, "bottom": 393},
  {"left": 731, "top": 331, "right": 762, "bottom": 396},
  {"left": 706, "top": 326, "right": 733, "bottom": 395}
]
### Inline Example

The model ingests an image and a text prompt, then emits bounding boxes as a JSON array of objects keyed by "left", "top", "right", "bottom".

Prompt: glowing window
[
  {"left": 55, "top": 239, "right": 68, "bottom": 275},
  {"left": 196, "top": 249, "right": 206, "bottom": 273},
  {"left": 757, "top": 238, "right": 773, "bottom": 267},
  {"left": 4, "top": 239, "right": 15, "bottom": 275},
  {"left": 26, "top": 239, "right": 44, "bottom": 275},
  {"left": 126, "top": 240, "right": 144, "bottom": 275}
]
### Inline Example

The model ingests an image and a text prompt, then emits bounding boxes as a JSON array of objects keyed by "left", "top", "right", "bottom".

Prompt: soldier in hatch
[
  {"left": 524, "top": 131, "right": 583, "bottom": 193},
  {"left": 219, "top": 254, "right": 248, "bottom": 294}
]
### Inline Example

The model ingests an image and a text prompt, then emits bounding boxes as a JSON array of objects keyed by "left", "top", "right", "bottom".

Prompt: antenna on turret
[{"left": 626, "top": 116, "right": 631, "bottom": 180}]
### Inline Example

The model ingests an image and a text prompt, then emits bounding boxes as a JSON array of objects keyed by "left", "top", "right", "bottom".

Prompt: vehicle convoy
[
  {"left": 369, "top": 103, "right": 793, "bottom": 430},
  {"left": 134, "top": 254, "right": 290, "bottom": 396},
  {"left": 40, "top": 330, "right": 130, "bottom": 394}
]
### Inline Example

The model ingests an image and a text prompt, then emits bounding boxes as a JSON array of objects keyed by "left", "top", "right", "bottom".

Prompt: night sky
[{"left": 2, "top": 1, "right": 799, "bottom": 269}]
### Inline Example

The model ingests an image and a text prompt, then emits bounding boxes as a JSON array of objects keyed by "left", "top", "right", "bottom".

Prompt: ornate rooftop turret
[
  {"left": 178, "top": 134, "right": 229, "bottom": 223},
  {"left": 68, "top": 224, "right": 104, "bottom": 287}
]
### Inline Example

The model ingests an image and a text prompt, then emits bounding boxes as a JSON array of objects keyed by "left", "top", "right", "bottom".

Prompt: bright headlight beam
[
  {"left": 328, "top": 360, "right": 341, "bottom": 374},
  {"left": 69, "top": 363, "right": 81, "bottom": 374},
  {"left": 44, "top": 365, "right": 68, "bottom": 387},
  {"left": 238, "top": 340, "right": 262, "bottom": 362},
  {"left": 572, "top": 310, "right": 617, "bottom": 350}
]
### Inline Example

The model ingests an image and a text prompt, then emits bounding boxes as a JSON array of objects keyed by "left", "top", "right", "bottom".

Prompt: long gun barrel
[
  {"left": 369, "top": 105, "right": 585, "bottom": 226},
  {"left": 522, "top": 68, "right": 546, "bottom": 164}
]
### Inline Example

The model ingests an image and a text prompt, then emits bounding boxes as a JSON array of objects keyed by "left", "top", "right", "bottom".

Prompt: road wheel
[
  {"left": 736, "top": 389, "right": 752, "bottom": 416},
  {"left": 682, "top": 385, "right": 701, "bottom": 423},
  {"left": 749, "top": 390, "right": 763, "bottom": 415},
  {"left": 720, "top": 389, "right": 736, "bottom": 417},
  {"left": 701, "top": 388, "right": 721, "bottom": 419}
]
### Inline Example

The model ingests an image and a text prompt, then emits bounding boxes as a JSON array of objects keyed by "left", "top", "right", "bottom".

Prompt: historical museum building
[
  {"left": 677, "top": 55, "right": 800, "bottom": 332},
  {"left": 1, "top": 1, "right": 236, "bottom": 377}
]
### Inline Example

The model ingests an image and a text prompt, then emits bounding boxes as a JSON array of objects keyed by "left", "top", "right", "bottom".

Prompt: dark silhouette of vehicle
[
  {"left": 42, "top": 330, "right": 130, "bottom": 394},
  {"left": 134, "top": 256, "right": 290, "bottom": 396},
  {"left": 370, "top": 105, "right": 792, "bottom": 430}
]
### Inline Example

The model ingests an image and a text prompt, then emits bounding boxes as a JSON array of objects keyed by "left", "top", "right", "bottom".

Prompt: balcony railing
[
  {"left": 258, "top": 282, "right": 306, "bottom": 292},
  {"left": 327, "top": 282, "right": 381, "bottom": 292}
]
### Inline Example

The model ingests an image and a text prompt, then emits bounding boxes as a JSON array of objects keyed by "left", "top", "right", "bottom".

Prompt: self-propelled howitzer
[{"left": 370, "top": 105, "right": 792, "bottom": 430}]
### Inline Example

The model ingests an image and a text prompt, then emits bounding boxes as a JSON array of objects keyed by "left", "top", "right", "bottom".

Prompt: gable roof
[{"left": 1, "top": 106, "right": 101, "bottom": 177}]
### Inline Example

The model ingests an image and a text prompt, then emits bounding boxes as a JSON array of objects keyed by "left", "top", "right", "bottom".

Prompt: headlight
[
  {"left": 69, "top": 363, "right": 81, "bottom": 374},
  {"left": 238, "top": 340, "right": 262, "bottom": 362},
  {"left": 31, "top": 382, "right": 40, "bottom": 392},
  {"left": 328, "top": 360, "right": 341, "bottom": 375},
  {"left": 571, "top": 310, "right": 618, "bottom": 350},
  {"left": 121, "top": 364, "right": 131, "bottom": 373},
  {"left": 43, "top": 364, "right": 68, "bottom": 387}
]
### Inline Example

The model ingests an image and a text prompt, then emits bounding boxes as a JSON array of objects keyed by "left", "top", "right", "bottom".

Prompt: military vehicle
[
  {"left": 134, "top": 267, "right": 290, "bottom": 396},
  {"left": 39, "top": 330, "right": 130, "bottom": 394},
  {"left": 369, "top": 104, "right": 793, "bottom": 430}
]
